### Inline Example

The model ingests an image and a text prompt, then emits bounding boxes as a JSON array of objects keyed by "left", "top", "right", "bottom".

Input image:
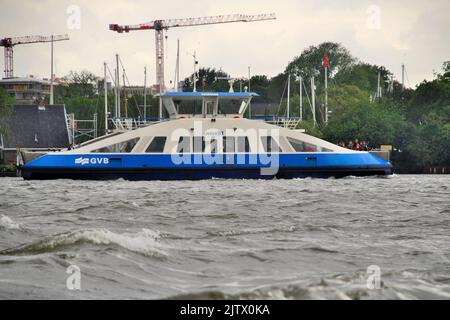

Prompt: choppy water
[{"left": 0, "top": 175, "right": 449, "bottom": 300}]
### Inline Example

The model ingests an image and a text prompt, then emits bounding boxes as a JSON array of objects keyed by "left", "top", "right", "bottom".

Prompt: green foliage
[
  {"left": 64, "top": 96, "right": 101, "bottom": 119},
  {"left": 323, "top": 102, "right": 408, "bottom": 147},
  {"left": 250, "top": 75, "right": 271, "bottom": 102},
  {"left": 0, "top": 87, "right": 15, "bottom": 138},
  {"left": 328, "top": 85, "right": 370, "bottom": 109},
  {"left": 0, "top": 163, "right": 16, "bottom": 172},
  {"left": 407, "top": 65, "right": 450, "bottom": 123},
  {"left": 334, "top": 63, "right": 391, "bottom": 92},
  {"left": 55, "top": 70, "right": 99, "bottom": 99},
  {"left": 296, "top": 120, "right": 323, "bottom": 138},
  {"left": 183, "top": 67, "right": 230, "bottom": 92},
  {"left": 126, "top": 94, "right": 159, "bottom": 118},
  {"left": 286, "top": 42, "right": 355, "bottom": 82}
]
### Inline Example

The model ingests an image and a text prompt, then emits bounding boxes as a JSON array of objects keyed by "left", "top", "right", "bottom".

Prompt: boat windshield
[{"left": 174, "top": 99, "right": 242, "bottom": 116}]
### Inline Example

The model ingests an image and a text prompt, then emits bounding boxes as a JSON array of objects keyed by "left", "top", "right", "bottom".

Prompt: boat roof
[
  {"left": 63, "top": 117, "right": 352, "bottom": 155},
  {"left": 157, "top": 92, "right": 259, "bottom": 99}
]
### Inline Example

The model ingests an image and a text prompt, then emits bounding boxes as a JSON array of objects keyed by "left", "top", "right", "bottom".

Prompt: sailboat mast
[
  {"left": 311, "top": 76, "right": 316, "bottom": 127},
  {"left": 174, "top": 39, "right": 180, "bottom": 91},
  {"left": 122, "top": 68, "right": 127, "bottom": 118},
  {"left": 144, "top": 66, "right": 147, "bottom": 119},
  {"left": 299, "top": 76, "right": 303, "bottom": 121},
  {"left": 104, "top": 62, "right": 108, "bottom": 134},
  {"left": 287, "top": 74, "right": 290, "bottom": 118},
  {"left": 116, "top": 54, "right": 121, "bottom": 118}
]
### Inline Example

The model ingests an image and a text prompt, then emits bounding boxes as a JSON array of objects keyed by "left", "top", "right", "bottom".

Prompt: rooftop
[
  {"left": 0, "top": 77, "right": 51, "bottom": 85},
  {"left": 157, "top": 91, "right": 259, "bottom": 99},
  {"left": 3, "top": 104, "right": 70, "bottom": 149}
]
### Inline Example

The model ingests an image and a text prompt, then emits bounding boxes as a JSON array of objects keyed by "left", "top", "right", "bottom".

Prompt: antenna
[{"left": 192, "top": 51, "right": 198, "bottom": 92}]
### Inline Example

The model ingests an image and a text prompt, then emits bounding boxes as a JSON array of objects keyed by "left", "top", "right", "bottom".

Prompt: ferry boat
[{"left": 20, "top": 92, "right": 393, "bottom": 180}]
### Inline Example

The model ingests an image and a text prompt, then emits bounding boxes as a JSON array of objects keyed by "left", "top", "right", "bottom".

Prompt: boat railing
[
  {"left": 251, "top": 116, "right": 302, "bottom": 130},
  {"left": 110, "top": 117, "right": 169, "bottom": 131},
  {"left": 109, "top": 115, "right": 302, "bottom": 131}
]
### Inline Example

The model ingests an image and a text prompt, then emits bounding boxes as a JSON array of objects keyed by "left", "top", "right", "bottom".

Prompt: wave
[
  {"left": 0, "top": 215, "right": 21, "bottom": 230},
  {"left": 166, "top": 271, "right": 450, "bottom": 300},
  {"left": 0, "top": 228, "right": 167, "bottom": 258},
  {"left": 205, "top": 225, "right": 296, "bottom": 237}
]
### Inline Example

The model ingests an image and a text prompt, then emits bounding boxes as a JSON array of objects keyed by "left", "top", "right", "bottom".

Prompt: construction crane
[
  {"left": 0, "top": 34, "right": 69, "bottom": 79},
  {"left": 109, "top": 13, "right": 276, "bottom": 97}
]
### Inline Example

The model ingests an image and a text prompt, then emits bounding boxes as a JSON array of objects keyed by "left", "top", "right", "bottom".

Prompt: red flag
[{"left": 324, "top": 53, "right": 329, "bottom": 69}]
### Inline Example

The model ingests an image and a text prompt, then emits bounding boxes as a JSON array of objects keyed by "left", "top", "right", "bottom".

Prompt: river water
[{"left": 0, "top": 175, "right": 449, "bottom": 299}]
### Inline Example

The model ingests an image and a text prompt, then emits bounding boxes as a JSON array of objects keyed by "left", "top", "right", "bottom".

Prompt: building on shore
[
  {"left": 0, "top": 103, "right": 70, "bottom": 164},
  {"left": 0, "top": 76, "right": 51, "bottom": 104}
]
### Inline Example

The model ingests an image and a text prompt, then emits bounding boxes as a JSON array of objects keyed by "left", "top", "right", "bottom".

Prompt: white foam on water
[
  {"left": 77, "top": 228, "right": 166, "bottom": 257},
  {"left": 1, "top": 228, "right": 167, "bottom": 258},
  {"left": 0, "top": 215, "right": 20, "bottom": 230}
]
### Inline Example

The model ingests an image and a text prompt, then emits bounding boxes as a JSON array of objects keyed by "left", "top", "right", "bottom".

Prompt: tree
[
  {"left": 286, "top": 42, "right": 355, "bottom": 83},
  {"left": 407, "top": 62, "right": 450, "bottom": 123},
  {"left": 323, "top": 100, "right": 408, "bottom": 147},
  {"left": 55, "top": 70, "right": 99, "bottom": 100},
  {"left": 401, "top": 118, "right": 450, "bottom": 172},
  {"left": 249, "top": 75, "right": 271, "bottom": 102},
  {"left": 183, "top": 67, "right": 229, "bottom": 92},
  {"left": 0, "top": 88, "right": 15, "bottom": 139},
  {"left": 334, "top": 63, "right": 392, "bottom": 93}
]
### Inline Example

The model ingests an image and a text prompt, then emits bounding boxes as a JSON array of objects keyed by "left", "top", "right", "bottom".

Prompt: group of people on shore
[{"left": 337, "top": 139, "right": 370, "bottom": 151}]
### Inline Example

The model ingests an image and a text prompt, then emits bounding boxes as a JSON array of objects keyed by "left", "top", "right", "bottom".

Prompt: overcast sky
[{"left": 0, "top": 0, "right": 449, "bottom": 88}]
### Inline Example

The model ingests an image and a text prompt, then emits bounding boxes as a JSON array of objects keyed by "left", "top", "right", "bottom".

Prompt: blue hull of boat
[{"left": 21, "top": 153, "right": 393, "bottom": 180}]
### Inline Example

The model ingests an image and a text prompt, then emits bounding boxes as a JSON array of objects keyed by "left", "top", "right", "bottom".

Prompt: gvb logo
[
  {"left": 66, "top": 265, "right": 81, "bottom": 290},
  {"left": 74, "top": 157, "right": 89, "bottom": 165},
  {"left": 75, "top": 157, "right": 109, "bottom": 165},
  {"left": 366, "top": 265, "right": 381, "bottom": 290}
]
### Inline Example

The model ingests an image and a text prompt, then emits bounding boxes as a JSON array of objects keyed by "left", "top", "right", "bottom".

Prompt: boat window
[
  {"left": 218, "top": 100, "right": 241, "bottom": 115},
  {"left": 223, "top": 136, "right": 235, "bottom": 153},
  {"left": 177, "top": 136, "right": 191, "bottom": 153},
  {"left": 287, "top": 137, "right": 332, "bottom": 152},
  {"left": 236, "top": 136, "right": 250, "bottom": 153},
  {"left": 205, "top": 101, "right": 216, "bottom": 116},
  {"left": 146, "top": 137, "right": 167, "bottom": 153},
  {"left": 193, "top": 136, "right": 205, "bottom": 153},
  {"left": 261, "top": 136, "right": 281, "bottom": 152},
  {"left": 92, "top": 137, "right": 140, "bottom": 153},
  {"left": 174, "top": 100, "right": 202, "bottom": 115},
  {"left": 209, "top": 138, "right": 218, "bottom": 154}
]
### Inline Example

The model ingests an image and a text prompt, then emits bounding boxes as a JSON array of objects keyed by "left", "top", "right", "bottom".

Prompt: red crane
[
  {"left": 0, "top": 34, "right": 69, "bottom": 78},
  {"left": 109, "top": 13, "right": 276, "bottom": 94}
]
